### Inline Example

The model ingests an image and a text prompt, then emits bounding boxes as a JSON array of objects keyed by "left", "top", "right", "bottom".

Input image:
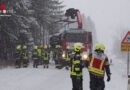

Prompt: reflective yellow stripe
[
  {"left": 71, "top": 72, "right": 82, "bottom": 76},
  {"left": 66, "top": 55, "right": 70, "bottom": 61},
  {"left": 24, "top": 57, "right": 28, "bottom": 59},
  {"left": 43, "top": 53, "right": 49, "bottom": 60},
  {"left": 88, "top": 66, "right": 104, "bottom": 75},
  {"left": 90, "top": 57, "right": 94, "bottom": 66},
  {"left": 88, "top": 57, "right": 105, "bottom": 76},
  {"left": 73, "top": 60, "right": 80, "bottom": 64},
  {"left": 33, "top": 58, "right": 38, "bottom": 59},
  {"left": 66, "top": 53, "right": 71, "bottom": 61},
  {"left": 71, "top": 59, "right": 82, "bottom": 76},
  {"left": 100, "top": 60, "right": 105, "bottom": 70},
  {"left": 75, "top": 68, "right": 80, "bottom": 71}
]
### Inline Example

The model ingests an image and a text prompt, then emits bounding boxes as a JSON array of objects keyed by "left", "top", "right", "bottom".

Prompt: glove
[{"left": 107, "top": 75, "right": 111, "bottom": 82}]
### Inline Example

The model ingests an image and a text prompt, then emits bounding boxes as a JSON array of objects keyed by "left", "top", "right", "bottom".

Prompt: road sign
[
  {"left": 121, "top": 44, "right": 130, "bottom": 51},
  {"left": 122, "top": 31, "right": 130, "bottom": 44},
  {"left": 121, "top": 31, "right": 130, "bottom": 52}
]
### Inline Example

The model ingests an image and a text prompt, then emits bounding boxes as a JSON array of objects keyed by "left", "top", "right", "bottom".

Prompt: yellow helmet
[
  {"left": 66, "top": 46, "right": 70, "bottom": 50},
  {"left": 44, "top": 45, "right": 48, "bottom": 49},
  {"left": 40, "top": 45, "right": 43, "bottom": 48},
  {"left": 23, "top": 45, "right": 27, "bottom": 49},
  {"left": 34, "top": 46, "right": 38, "bottom": 50},
  {"left": 95, "top": 44, "right": 105, "bottom": 51},
  {"left": 74, "top": 43, "right": 82, "bottom": 52},
  {"left": 16, "top": 45, "right": 21, "bottom": 50}
]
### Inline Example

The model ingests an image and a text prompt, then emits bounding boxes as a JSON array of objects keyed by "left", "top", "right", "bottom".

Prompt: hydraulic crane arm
[{"left": 65, "top": 8, "right": 83, "bottom": 29}]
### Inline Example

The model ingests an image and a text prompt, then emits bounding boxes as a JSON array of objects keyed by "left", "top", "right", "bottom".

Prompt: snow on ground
[{"left": 0, "top": 57, "right": 128, "bottom": 90}]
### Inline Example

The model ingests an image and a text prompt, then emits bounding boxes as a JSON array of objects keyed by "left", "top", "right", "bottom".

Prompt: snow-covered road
[{"left": 0, "top": 57, "right": 128, "bottom": 90}]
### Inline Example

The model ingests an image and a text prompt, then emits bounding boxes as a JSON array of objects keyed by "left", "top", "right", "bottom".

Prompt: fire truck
[
  {"left": 50, "top": 8, "right": 93, "bottom": 61},
  {"left": 61, "top": 8, "right": 93, "bottom": 60}
]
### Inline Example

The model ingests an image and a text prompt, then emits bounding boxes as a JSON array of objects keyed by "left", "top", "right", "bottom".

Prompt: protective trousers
[
  {"left": 89, "top": 73, "right": 105, "bottom": 90},
  {"left": 15, "top": 59, "right": 21, "bottom": 68},
  {"left": 33, "top": 59, "right": 39, "bottom": 68},
  {"left": 71, "top": 76, "right": 83, "bottom": 90}
]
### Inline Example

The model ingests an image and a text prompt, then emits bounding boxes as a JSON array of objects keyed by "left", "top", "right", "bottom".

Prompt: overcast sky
[{"left": 61, "top": 0, "right": 130, "bottom": 52}]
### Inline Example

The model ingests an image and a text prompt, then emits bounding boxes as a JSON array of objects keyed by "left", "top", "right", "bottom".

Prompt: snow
[{"left": 0, "top": 57, "right": 128, "bottom": 90}]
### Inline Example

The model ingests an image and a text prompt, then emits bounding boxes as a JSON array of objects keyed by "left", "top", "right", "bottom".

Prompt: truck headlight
[
  {"left": 82, "top": 54, "right": 88, "bottom": 60},
  {"left": 62, "top": 53, "right": 66, "bottom": 59}
]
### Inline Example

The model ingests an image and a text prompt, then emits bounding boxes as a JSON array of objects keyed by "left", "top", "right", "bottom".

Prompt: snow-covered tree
[{"left": 0, "top": 0, "right": 64, "bottom": 66}]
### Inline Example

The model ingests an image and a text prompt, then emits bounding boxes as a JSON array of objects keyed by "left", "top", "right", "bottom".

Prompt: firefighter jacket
[
  {"left": 32, "top": 50, "right": 39, "bottom": 60},
  {"left": 22, "top": 50, "right": 28, "bottom": 60},
  {"left": 38, "top": 49, "right": 42, "bottom": 57},
  {"left": 87, "top": 51, "right": 111, "bottom": 77},
  {"left": 65, "top": 50, "right": 71, "bottom": 61},
  {"left": 70, "top": 52, "right": 83, "bottom": 77},
  {"left": 15, "top": 50, "right": 22, "bottom": 60},
  {"left": 43, "top": 50, "right": 50, "bottom": 60},
  {"left": 55, "top": 49, "right": 62, "bottom": 60}
]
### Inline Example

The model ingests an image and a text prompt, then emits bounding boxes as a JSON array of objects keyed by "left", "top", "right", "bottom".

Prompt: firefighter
[
  {"left": 70, "top": 43, "right": 83, "bottom": 90},
  {"left": 37, "top": 46, "right": 42, "bottom": 65},
  {"left": 65, "top": 46, "right": 71, "bottom": 70},
  {"left": 40, "top": 45, "right": 44, "bottom": 64},
  {"left": 32, "top": 45, "right": 39, "bottom": 68},
  {"left": 42, "top": 45, "right": 50, "bottom": 68},
  {"left": 87, "top": 44, "right": 111, "bottom": 90},
  {"left": 55, "top": 45, "right": 62, "bottom": 69},
  {"left": 22, "top": 45, "right": 29, "bottom": 67},
  {"left": 15, "top": 45, "right": 22, "bottom": 68}
]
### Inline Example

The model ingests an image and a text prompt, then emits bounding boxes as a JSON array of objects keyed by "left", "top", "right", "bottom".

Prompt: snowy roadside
[{"left": 0, "top": 57, "right": 127, "bottom": 90}]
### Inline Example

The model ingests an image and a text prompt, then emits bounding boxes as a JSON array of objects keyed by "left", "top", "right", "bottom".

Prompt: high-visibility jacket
[
  {"left": 22, "top": 51, "right": 28, "bottom": 60},
  {"left": 88, "top": 52, "right": 108, "bottom": 77},
  {"left": 32, "top": 50, "right": 39, "bottom": 60},
  {"left": 15, "top": 50, "right": 22, "bottom": 60},
  {"left": 55, "top": 49, "right": 62, "bottom": 60},
  {"left": 37, "top": 49, "right": 41, "bottom": 57},
  {"left": 43, "top": 50, "right": 50, "bottom": 60},
  {"left": 70, "top": 52, "right": 83, "bottom": 76},
  {"left": 66, "top": 50, "right": 71, "bottom": 61}
]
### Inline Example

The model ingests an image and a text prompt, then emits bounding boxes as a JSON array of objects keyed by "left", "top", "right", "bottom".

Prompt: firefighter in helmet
[
  {"left": 40, "top": 45, "right": 44, "bottom": 64},
  {"left": 32, "top": 45, "right": 39, "bottom": 68},
  {"left": 70, "top": 43, "right": 83, "bottom": 90},
  {"left": 65, "top": 46, "right": 71, "bottom": 70},
  {"left": 22, "top": 45, "right": 29, "bottom": 67},
  {"left": 42, "top": 45, "right": 50, "bottom": 68},
  {"left": 15, "top": 45, "right": 22, "bottom": 68},
  {"left": 87, "top": 44, "right": 111, "bottom": 90},
  {"left": 37, "top": 45, "right": 42, "bottom": 65},
  {"left": 55, "top": 45, "right": 62, "bottom": 69}
]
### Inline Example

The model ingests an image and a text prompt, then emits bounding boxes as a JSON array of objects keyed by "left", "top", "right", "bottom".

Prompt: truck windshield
[{"left": 64, "top": 33, "right": 87, "bottom": 42}]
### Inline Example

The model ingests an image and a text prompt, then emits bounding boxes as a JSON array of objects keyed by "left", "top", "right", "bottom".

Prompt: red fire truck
[
  {"left": 61, "top": 8, "right": 93, "bottom": 60},
  {"left": 50, "top": 8, "right": 93, "bottom": 60}
]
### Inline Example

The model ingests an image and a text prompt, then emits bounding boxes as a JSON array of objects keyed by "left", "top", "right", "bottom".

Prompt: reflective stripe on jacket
[
  {"left": 71, "top": 52, "right": 82, "bottom": 76},
  {"left": 88, "top": 53, "right": 106, "bottom": 77},
  {"left": 43, "top": 52, "right": 49, "bottom": 60},
  {"left": 66, "top": 52, "right": 71, "bottom": 61},
  {"left": 23, "top": 53, "right": 28, "bottom": 60}
]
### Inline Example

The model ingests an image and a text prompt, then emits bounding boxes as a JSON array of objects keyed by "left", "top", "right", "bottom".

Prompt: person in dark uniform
[
  {"left": 32, "top": 45, "right": 39, "bottom": 68},
  {"left": 65, "top": 46, "right": 71, "bottom": 70},
  {"left": 42, "top": 45, "right": 50, "bottom": 68},
  {"left": 87, "top": 44, "right": 111, "bottom": 90},
  {"left": 70, "top": 43, "right": 83, "bottom": 90},
  {"left": 22, "top": 45, "right": 29, "bottom": 67},
  {"left": 54, "top": 45, "right": 62, "bottom": 69},
  {"left": 15, "top": 45, "right": 22, "bottom": 68}
]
